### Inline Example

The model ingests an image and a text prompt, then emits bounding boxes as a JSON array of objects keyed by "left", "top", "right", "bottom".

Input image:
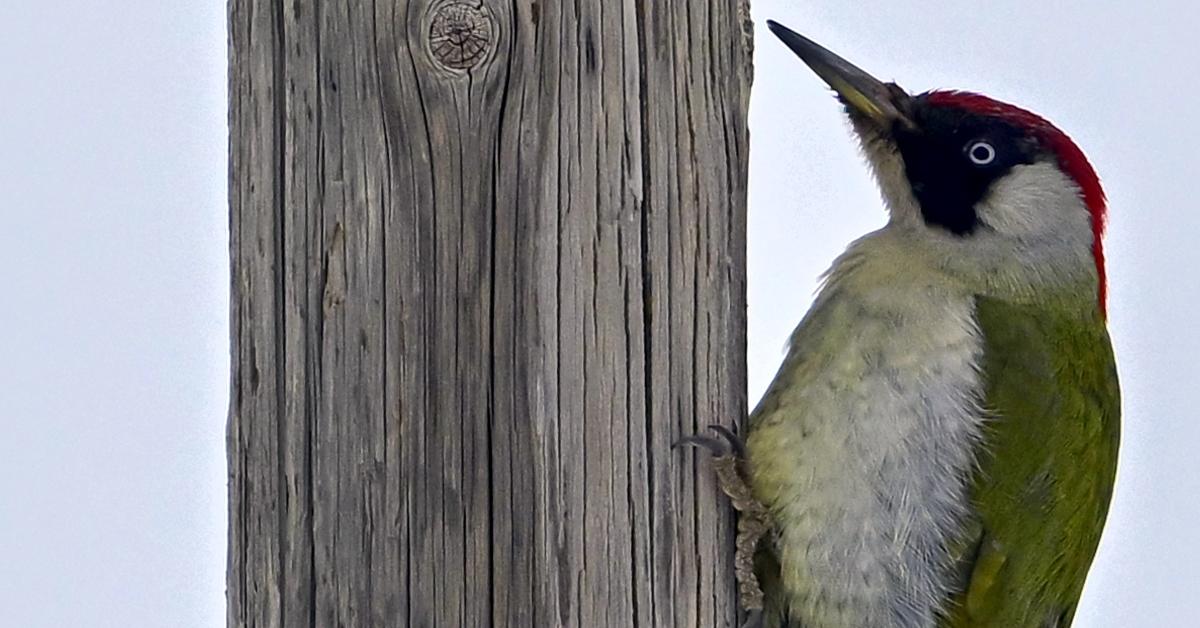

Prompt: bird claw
[
  {"left": 673, "top": 433, "right": 730, "bottom": 457},
  {"left": 672, "top": 424, "right": 747, "bottom": 459},
  {"left": 675, "top": 424, "right": 757, "bottom": 509},
  {"left": 676, "top": 423, "right": 772, "bottom": 619},
  {"left": 708, "top": 424, "right": 747, "bottom": 458}
]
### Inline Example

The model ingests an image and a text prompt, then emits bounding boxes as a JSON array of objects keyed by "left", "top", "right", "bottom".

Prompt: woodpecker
[{"left": 685, "top": 22, "right": 1120, "bottom": 628}]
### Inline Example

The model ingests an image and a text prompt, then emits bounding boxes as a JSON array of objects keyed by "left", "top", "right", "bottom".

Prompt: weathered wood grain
[{"left": 227, "top": 0, "right": 753, "bottom": 625}]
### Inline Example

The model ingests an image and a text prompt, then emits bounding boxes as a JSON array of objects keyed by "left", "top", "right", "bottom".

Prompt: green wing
[{"left": 943, "top": 298, "right": 1121, "bottom": 627}]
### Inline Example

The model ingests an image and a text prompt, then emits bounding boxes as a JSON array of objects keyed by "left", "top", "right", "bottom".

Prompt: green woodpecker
[{"left": 687, "top": 22, "right": 1120, "bottom": 628}]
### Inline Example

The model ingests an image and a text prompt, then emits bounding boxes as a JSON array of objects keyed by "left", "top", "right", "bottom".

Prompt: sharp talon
[
  {"left": 672, "top": 434, "right": 729, "bottom": 456},
  {"left": 681, "top": 422, "right": 763, "bottom": 619},
  {"left": 683, "top": 423, "right": 770, "bottom": 619},
  {"left": 740, "top": 610, "right": 765, "bottom": 628},
  {"left": 708, "top": 424, "right": 746, "bottom": 458}
]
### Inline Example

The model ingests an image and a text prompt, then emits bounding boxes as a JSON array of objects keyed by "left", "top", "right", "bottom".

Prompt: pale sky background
[{"left": 0, "top": 1, "right": 1195, "bottom": 627}]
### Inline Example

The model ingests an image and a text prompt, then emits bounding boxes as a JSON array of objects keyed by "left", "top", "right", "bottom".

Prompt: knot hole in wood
[{"left": 428, "top": 1, "right": 493, "bottom": 71}]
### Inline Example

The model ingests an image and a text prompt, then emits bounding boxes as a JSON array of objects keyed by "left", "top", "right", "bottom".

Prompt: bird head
[{"left": 767, "top": 21, "right": 1107, "bottom": 315}]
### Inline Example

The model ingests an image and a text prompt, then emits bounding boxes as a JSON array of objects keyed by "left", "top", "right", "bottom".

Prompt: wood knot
[{"left": 428, "top": 2, "right": 493, "bottom": 71}]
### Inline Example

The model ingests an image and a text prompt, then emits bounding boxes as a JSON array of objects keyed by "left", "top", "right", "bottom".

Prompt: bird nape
[{"left": 680, "top": 20, "right": 1119, "bottom": 628}]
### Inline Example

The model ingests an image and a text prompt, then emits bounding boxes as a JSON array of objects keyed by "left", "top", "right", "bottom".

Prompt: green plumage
[
  {"left": 750, "top": 297, "right": 1120, "bottom": 628},
  {"left": 942, "top": 297, "right": 1120, "bottom": 627}
]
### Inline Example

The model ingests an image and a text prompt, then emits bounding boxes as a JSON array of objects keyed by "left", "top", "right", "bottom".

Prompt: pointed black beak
[{"left": 766, "top": 20, "right": 914, "bottom": 129}]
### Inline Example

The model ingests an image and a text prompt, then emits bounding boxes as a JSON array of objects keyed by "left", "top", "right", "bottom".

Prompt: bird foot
[
  {"left": 675, "top": 425, "right": 756, "bottom": 510},
  {"left": 675, "top": 425, "right": 772, "bottom": 614}
]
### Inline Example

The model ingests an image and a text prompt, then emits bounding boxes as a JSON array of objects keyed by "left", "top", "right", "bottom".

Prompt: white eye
[{"left": 966, "top": 140, "right": 997, "bottom": 165}]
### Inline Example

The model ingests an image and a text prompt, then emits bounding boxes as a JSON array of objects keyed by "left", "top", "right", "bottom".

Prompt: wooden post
[{"left": 227, "top": 1, "right": 753, "bottom": 626}]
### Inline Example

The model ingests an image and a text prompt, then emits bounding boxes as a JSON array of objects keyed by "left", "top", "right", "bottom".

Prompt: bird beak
[{"left": 766, "top": 20, "right": 914, "bottom": 130}]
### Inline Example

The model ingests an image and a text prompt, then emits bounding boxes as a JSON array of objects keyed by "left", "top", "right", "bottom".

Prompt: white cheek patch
[
  {"left": 899, "top": 160, "right": 1097, "bottom": 301},
  {"left": 976, "top": 162, "right": 1091, "bottom": 242}
]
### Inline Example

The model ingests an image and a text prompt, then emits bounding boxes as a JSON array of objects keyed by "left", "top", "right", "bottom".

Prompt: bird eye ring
[{"left": 966, "top": 140, "right": 997, "bottom": 165}]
